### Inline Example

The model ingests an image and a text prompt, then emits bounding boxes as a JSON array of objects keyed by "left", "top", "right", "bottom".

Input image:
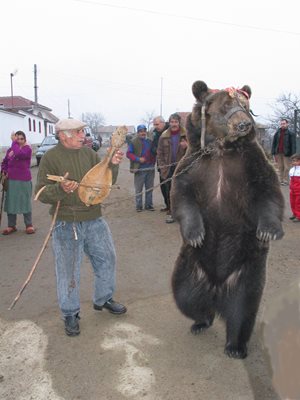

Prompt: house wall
[
  {"left": 0, "top": 110, "right": 55, "bottom": 147},
  {"left": 0, "top": 110, "right": 55, "bottom": 164},
  {"left": 21, "top": 112, "right": 48, "bottom": 144},
  {"left": 0, "top": 110, "right": 25, "bottom": 147}
]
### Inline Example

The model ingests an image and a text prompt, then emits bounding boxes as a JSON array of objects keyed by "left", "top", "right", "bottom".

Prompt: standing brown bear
[{"left": 171, "top": 81, "right": 284, "bottom": 359}]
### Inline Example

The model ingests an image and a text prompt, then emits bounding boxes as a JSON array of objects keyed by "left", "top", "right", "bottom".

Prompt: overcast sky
[{"left": 1, "top": 0, "right": 299, "bottom": 127}]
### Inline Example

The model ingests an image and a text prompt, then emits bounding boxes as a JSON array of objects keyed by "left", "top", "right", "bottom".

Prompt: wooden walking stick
[
  {"left": 9, "top": 171, "right": 73, "bottom": 309},
  {"left": 8, "top": 200, "right": 60, "bottom": 310},
  {"left": 0, "top": 175, "right": 7, "bottom": 227},
  {"left": 0, "top": 184, "right": 5, "bottom": 227}
]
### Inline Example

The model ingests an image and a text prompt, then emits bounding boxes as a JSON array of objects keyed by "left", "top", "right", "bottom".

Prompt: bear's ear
[
  {"left": 192, "top": 81, "right": 209, "bottom": 102},
  {"left": 241, "top": 85, "right": 252, "bottom": 99}
]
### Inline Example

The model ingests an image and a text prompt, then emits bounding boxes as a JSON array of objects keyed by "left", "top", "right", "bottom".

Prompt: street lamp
[{"left": 10, "top": 69, "right": 17, "bottom": 108}]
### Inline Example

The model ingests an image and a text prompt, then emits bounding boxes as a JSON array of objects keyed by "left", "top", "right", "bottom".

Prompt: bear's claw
[
  {"left": 224, "top": 343, "right": 248, "bottom": 359},
  {"left": 256, "top": 227, "right": 284, "bottom": 242},
  {"left": 188, "top": 235, "right": 204, "bottom": 248}
]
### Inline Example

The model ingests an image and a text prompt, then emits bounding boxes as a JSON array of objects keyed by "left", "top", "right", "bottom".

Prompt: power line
[{"left": 72, "top": 0, "right": 300, "bottom": 36}]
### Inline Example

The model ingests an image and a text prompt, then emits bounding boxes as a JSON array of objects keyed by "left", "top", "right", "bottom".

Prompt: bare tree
[
  {"left": 141, "top": 110, "right": 156, "bottom": 131},
  {"left": 267, "top": 92, "right": 300, "bottom": 134},
  {"left": 82, "top": 112, "right": 105, "bottom": 136}
]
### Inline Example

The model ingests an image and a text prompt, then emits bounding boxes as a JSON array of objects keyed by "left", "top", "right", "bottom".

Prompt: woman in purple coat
[{"left": 1, "top": 131, "right": 35, "bottom": 235}]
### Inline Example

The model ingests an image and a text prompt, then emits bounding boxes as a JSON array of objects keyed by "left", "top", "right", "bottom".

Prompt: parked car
[
  {"left": 83, "top": 132, "right": 101, "bottom": 152},
  {"left": 36, "top": 135, "right": 58, "bottom": 166},
  {"left": 91, "top": 135, "right": 101, "bottom": 152}
]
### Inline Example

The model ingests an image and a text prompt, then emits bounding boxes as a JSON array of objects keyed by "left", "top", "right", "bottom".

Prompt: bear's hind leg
[
  {"left": 221, "top": 273, "right": 265, "bottom": 359},
  {"left": 191, "top": 309, "right": 215, "bottom": 335},
  {"left": 172, "top": 249, "right": 216, "bottom": 334}
]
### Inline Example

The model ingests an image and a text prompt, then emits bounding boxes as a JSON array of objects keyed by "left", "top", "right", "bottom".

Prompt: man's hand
[
  {"left": 60, "top": 172, "right": 79, "bottom": 194},
  {"left": 139, "top": 157, "right": 146, "bottom": 164},
  {"left": 111, "top": 150, "right": 124, "bottom": 165}
]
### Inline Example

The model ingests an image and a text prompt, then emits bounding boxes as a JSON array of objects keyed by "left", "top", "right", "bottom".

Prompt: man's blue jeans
[
  {"left": 52, "top": 218, "right": 116, "bottom": 317},
  {"left": 134, "top": 169, "right": 155, "bottom": 209}
]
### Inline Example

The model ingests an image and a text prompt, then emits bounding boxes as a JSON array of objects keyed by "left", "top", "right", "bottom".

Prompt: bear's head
[{"left": 189, "top": 80, "right": 255, "bottom": 148}]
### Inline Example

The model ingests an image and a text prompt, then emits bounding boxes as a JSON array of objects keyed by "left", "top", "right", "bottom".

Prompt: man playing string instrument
[{"left": 35, "top": 119, "right": 127, "bottom": 337}]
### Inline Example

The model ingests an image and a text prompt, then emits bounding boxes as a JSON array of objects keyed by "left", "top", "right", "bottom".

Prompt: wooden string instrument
[{"left": 47, "top": 125, "right": 128, "bottom": 206}]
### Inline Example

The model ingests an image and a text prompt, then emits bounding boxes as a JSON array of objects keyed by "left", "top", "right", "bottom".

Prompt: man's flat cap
[{"left": 55, "top": 118, "right": 86, "bottom": 132}]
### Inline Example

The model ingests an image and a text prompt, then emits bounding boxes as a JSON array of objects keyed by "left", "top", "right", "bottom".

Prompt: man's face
[
  {"left": 59, "top": 129, "right": 85, "bottom": 149},
  {"left": 280, "top": 120, "right": 288, "bottom": 129},
  {"left": 153, "top": 119, "right": 165, "bottom": 133},
  {"left": 138, "top": 129, "right": 147, "bottom": 139},
  {"left": 169, "top": 118, "right": 180, "bottom": 131}
]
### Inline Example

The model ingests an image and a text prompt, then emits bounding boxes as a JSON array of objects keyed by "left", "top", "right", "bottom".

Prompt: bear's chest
[{"left": 194, "top": 156, "right": 251, "bottom": 214}]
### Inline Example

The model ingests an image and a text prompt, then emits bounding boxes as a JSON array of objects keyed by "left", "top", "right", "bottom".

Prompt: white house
[
  {"left": 0, "top": 96, "right": 58, "bottom": 149},
  {"left": 0, "top": 109, "right": 26, "bottom": 147}
]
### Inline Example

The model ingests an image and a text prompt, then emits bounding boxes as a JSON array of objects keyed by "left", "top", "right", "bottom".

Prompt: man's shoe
[
  {"left": 292, "top": 218, "right": 300, "bottom": 223},
  {"left": 145, "top": 206, "right": 155, "bottom": 211},
  {"left": 64, "top": 313, "right": 80, "bottom": 336},
  {"left": 136, "top": 208, "right": 143, "bottom": 212},
  {"left": 289, "top": 215, "right": 296, "bottom": 220},
  {"left": 93, "top": 299, "right": 127, "bottom": 315}
]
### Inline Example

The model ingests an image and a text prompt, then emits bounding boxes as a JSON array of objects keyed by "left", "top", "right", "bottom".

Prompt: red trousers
[{"left": 290, "top": 190, "right": 300, "bottom": 219}]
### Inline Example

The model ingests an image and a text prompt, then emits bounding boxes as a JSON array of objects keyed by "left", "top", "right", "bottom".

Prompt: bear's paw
[
  {"left": 224, "top": 343, "right": 248, "bottom": 359},
  {"left": 256, "top": 221, "right": 284, "bottom": 242}
]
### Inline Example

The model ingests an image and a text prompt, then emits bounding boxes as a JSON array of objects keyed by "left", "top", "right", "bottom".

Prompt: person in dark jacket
[
  {"left": 126, "top": 124, "right": 155, "bottom": 211},
  {"left": 271, "top": 119, "right": 296, "bottom": 185},
  {"left": 157, "top": 113, "right": 187, "bottom": 223},
  {"left": 151, "top": 116, "right": 169, "bottom": 211}
]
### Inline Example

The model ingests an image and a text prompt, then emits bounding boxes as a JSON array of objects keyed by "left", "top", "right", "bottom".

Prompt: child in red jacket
[{"left": 289, "top": 153, "right": 300, "bottom": 222}]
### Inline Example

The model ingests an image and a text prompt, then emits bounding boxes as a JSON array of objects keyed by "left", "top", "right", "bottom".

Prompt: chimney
[{"left": 34, "top": 64, "right": 38, "bottom": 109}]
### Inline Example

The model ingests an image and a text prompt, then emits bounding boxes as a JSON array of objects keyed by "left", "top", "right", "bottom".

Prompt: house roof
[
  {"left": 177, "top": 112, "right": 190, "bottom": 127},
  {"left": 0, "top": 96, "right": 52, "bottom": 111},
  {"left": 97, "top": 125, "right": 136, "bottom": 135},
  {"left": 256, "top": 123, "right": 267, "bottom": 129},
  {"left": 0, "top": 96, "right": 58, "bottom": 123}
]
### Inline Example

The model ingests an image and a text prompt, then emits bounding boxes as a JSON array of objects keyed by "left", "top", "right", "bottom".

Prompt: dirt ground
[{"left": 0, "top": 146, "right": 299, "bottom": 400}]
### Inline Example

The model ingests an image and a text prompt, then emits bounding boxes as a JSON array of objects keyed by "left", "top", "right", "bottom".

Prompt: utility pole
[
  {"left": 160, "top": 77, "right": 163, "bottom": 116},
  {"left": 10, "top": 69, "right": 17, "bottom": 108},
  {"left": 34, "top": 64, "right": 38, "bottom": 109},
  {"left": 68, "top": 99, "right": 71, "bottom": 118},
  {"left": 10, "top": 73, "right": 14, "bottom": 107}
]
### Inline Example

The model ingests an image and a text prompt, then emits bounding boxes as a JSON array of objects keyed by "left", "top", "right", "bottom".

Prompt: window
[
  {"left": 28, "top": 118, "right": 31, "bottom": 131},
  {"left": 39, "top": 121, "right": 41, "bottom": 133},
  {"left": 33, "top": 120, "right": 36, "bottom": 132}
]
